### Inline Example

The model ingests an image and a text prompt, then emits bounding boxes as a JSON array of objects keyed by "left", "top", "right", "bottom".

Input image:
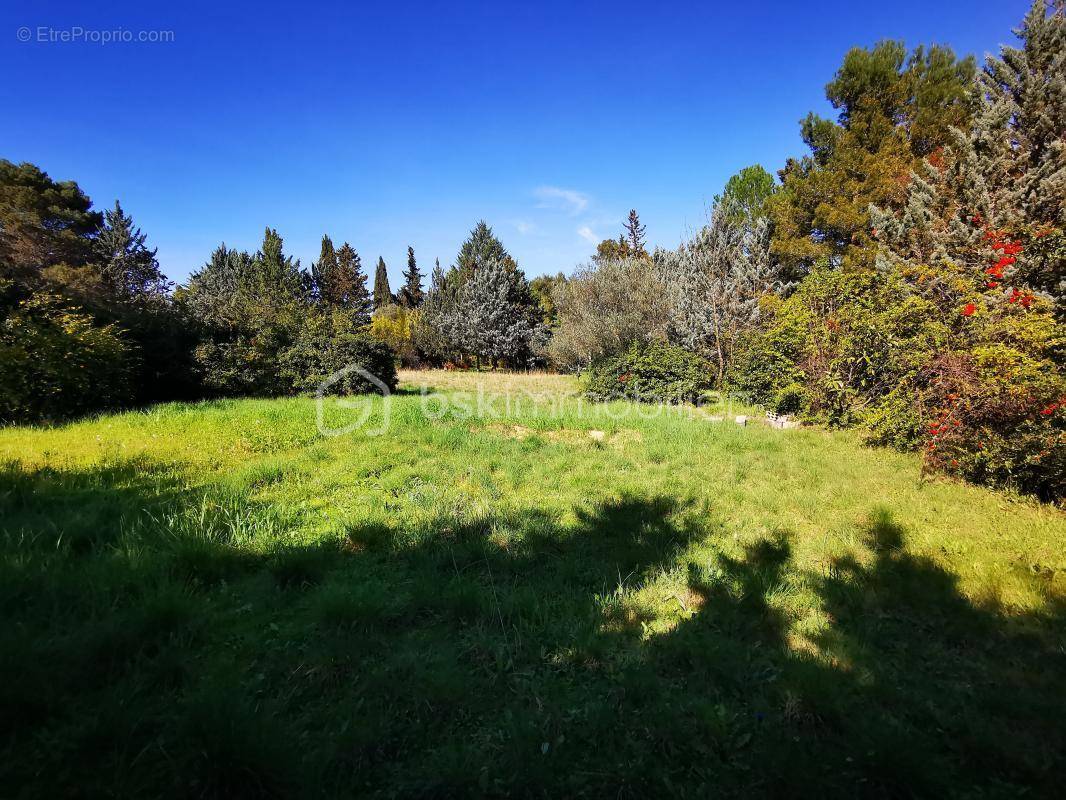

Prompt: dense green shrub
[
  {"left": 0, "top": 292, "right": 132, "bottom": 423},
  {"left": 728, "top": 264, "right": 1064, "bottom": 499},
  {"left": 279, "top": 310, "right": 397, "bottom": 395},
  {"left": 584, "top": 341, "right": 712, "bottom": 404},
  {"left": 730, "top": 268, "right": 950, "bottom": 424},
  {"left": 911, "top": 346, "right": 1064, "bottom": 501},
  {"left": 192, "top": 323, "right": 297, "bottom": 397}
]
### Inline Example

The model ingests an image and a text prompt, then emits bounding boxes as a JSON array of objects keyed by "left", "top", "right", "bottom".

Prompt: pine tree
[
  {"left": 455, "top": 221, "right": 515, "bottom": 279},
  {"left": 94, "top": 200, "right": 170, "bottom": 300},
  {"left": 0, "top": 159, "right": 101, "bottom": 280},
  {"left": 624, "top": 210, "right": 647, "bottom": 256},
  {"left": 715, "top": 166, "right": 777, "bottom": 226},
  {"left": 872, "top": 1, "right": 1064, "bottom": 308},
  {"left": 398, "top": 245, "right": 424, "bottom": 308},
  {"left": 336, "top": 242, "right": 372, "bottom": 322},
  {"left": 454, "top": 258, "right": 543, "bottom": 367},
  {"left": 373, "top": 256, "right": 393, "bottom": 308},
  {"left": 592, "top": 236, "right": 632, "bottom": 265},
  {"left": 768, "top": 41, "right": 976, "bottom": 273},
  {"left": 311, "top": 234, "right": 339, "bottom": 303},
  {"left": 255, "top": 227, "right": 305, "bottom": 302}
]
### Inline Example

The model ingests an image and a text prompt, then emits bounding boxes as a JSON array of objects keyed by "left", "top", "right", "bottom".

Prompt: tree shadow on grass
[{"left": 1, "top": 459, "right": 1064, "bottom": 798}]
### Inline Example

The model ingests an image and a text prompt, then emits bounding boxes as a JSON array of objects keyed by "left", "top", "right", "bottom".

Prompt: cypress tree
[
  {"left": 311, "top": 234, "right": 339, "bottom": 303},
  {"left": 337, "top": 242, "right": 372, "bottom": 322},
  {"left": 255, "top": 227, "right": 304, "bottom": 301},
  {"left": 373, "top": 256, "right": 393, "bottom": 308},
  {"left": 453, "top": 257, "right": 542, "bottom": 367},
  {"left": 399, "top": 245, "right": 425, "bottom": 308}
]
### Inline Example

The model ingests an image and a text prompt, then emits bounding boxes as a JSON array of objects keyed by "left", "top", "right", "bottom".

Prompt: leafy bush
[
  {"left": 369, "top": 303, "right": 420, "bottom": 367},
  {"left": 549, "top": 257, "right": 671, "bottom": 370},
  {"left": 279, "top": 310, "right": 397, "bottom": 395},
  {"left": 729, "top": 267, "right": 950, "bottom": 425},
  {"left": 728, "top": 264, "right": 1064, "bottom": 499},
  {"left": 0, "top": 292, "right": 132, "bottom": 423},
  {"left": 192, "top": 323, "right": 296, "bottom": 397},
  {"left": 584, "top": 341, "right": 712, "bottom": 404},
  {"left": 912, "top": 347, "right": 1064, "bottom": 501}
]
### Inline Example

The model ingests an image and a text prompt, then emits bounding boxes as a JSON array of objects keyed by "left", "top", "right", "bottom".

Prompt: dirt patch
[{"left": 482, "top": 424, "right": 642, "bottom": 448}]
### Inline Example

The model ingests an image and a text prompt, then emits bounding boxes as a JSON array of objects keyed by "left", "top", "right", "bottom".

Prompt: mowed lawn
[{"left": 1, "top": 370, "right": 1064, "bottom": 797}]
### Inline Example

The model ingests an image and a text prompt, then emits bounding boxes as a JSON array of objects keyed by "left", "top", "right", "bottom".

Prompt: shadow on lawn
[{"left": 1, "top": 459, "right": 1063, "bottom": 798}]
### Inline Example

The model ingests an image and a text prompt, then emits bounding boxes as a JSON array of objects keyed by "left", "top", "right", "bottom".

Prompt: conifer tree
[
  {"left": 373, "top": 256, "right": 393, "bottom": 308},
  {"left": 453, "top": 257, "right": 543, "bottom": 367},
  {"left": 982, "top": 0, "right": 1065, "bottom": 228},
  {"left": 413, "top": 259, "right": 460, "bottom": 361},
  {"left": 398, "top": 245, "right": 424, "bottom": 308},
  {"left": 661, "top": 206, "right": 781, "bottom": 384},
  {"left": 455, "top": 221, "right": 515, "bottom": 279},
  {"left": 336, "top": 242, "right": 372, "bottom": 321},
  {"left": 715, "top": 166, "right": 777, "bottom": 226},
  {"left": 311, "top": 234, "right": 339, "bottom": 303},
  {"left": 592, "top": 235, "right": 632, "bottom": 265},
  {"left": 624, "top": 210, "right": 647, "bottom": 256},
  {"left": 872, "top": 1, "right": 1064, "bottom": 308},
  {"left": 255, "top": 227, "right": 305, "bottom": 302},
  {"left": 768, "top": 41, "right": 976, "bottom": 273},
  {"left": 94, "top": 200, "right": 170, "bottom": 300}
]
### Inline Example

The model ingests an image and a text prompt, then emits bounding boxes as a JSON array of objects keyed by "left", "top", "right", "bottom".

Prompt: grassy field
[{"left": 2, "top": 370, "right": 1064, "bottom": 797}]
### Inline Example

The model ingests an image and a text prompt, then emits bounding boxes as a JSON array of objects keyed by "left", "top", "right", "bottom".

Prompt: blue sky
[{"left": 2, "top": 0, "right": 1024, "bottom": 285}]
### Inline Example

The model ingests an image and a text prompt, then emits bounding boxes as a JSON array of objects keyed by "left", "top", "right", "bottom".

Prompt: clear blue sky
[{"left": 2, "top": 0, "right": 1024, "bottom": 286}]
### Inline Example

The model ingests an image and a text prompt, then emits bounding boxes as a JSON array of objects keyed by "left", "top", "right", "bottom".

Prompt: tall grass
[{"left": 1, "top": 371, "right": 1063, "bottom": 796}]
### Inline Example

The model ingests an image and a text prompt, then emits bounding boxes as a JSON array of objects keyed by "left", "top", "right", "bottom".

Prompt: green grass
[{"left": 1, "top": 370, "right": 1064, "bottom": 797}]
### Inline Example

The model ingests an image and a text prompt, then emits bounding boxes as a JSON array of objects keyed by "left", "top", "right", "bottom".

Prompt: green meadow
[{"left": 2, "top": 370, "right": 1064, "bottom": 797}]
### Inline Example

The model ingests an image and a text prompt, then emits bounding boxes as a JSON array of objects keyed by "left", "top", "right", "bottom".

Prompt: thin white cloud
[
  {"left": 512, "top": 219, "right": 536, "bottom": 235},
  {"left": 534, "top": 186, "right": 589, "bottom": 216},
  {"left": 576, "top": 225, "right": 598, "bottom": 244}
]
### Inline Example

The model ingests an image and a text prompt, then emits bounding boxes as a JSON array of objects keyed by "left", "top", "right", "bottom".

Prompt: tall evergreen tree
[
  {"left": 592, "top": 236, "right": 632, "bottom": 265},
  {"left": 0, "top": 159, "right": 101, "bottom": 280},
  {"left": 624, "top": 210, "right": 647, "bottom": 256},
  {"left": 768, "top": 41, "right": 976, "bottom": 273},
  {"left": 714, "top": 166, "right": 777, "bottom": 226},
  {"left": 661, "top": 206, "right": 781, "bottom": 384},
  {"left": 413, "top": 258, "right": 460, "bottom": 361},
  {"left": 373, "top": 256, "right": 393, "bottom": 308},
  {"left": 336, "top": 242, "right": 372, "bottom": 321},
  {"left": 398, "top": 245, "right": 424, "bottom": 308},
  {"left": 255, "top": 227, "right": 305, "bottom": 302},
  {"left": 981, "top": 0, "right": 1065, "bottom": 228},
  {"left": 872, "top": 0, "right": 1065, "bottom": 309},
  {"left": 94, "top": 201, "right": 170, "bottom": 300},
  {"left": 311, "top": 234, "right": 339, "bottom": 303},
  {"left": 453, "top": 258, "right": 543, "bottom": 367},
  {"left": 455, "top": 221, "right": 515, "bottom": 278}
]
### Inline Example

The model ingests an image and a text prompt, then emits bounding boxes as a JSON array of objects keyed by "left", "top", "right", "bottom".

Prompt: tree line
[
  {"left": 547, "top": 0, "right": 1063, "bottom": 499},
  {"left": 0, "top": 165, "right": 550, "bottom": 420},
  {"left": 1, "top": 1, "right": 1061, "bottom": 498}
]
